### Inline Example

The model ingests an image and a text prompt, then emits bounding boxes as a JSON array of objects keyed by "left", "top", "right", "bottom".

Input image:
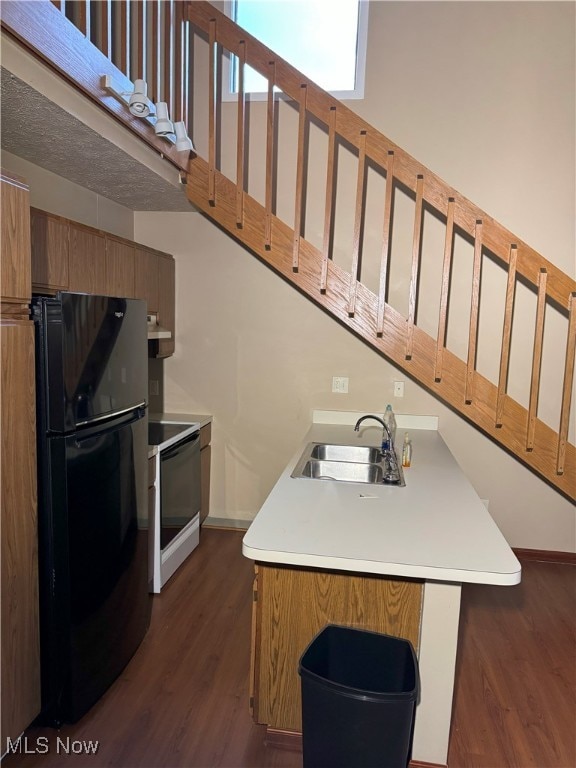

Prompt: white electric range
[{"left": 148, "top": 420, "right": 201, "bottom": 592}]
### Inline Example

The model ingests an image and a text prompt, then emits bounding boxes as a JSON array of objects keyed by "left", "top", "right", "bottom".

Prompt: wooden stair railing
[
  {"left": 2, "top": 0, "right": 574, "bottom": 500},
  {"left": 183, "top": 1, "right": 575, "bottom": 500}
]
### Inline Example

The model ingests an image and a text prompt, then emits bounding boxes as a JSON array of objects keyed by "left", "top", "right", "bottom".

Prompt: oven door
[{"left": 159, "top": 430, "right": 201, "bottom": 550}]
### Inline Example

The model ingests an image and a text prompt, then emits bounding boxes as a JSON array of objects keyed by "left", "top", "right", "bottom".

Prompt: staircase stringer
[{"left": 186, "top": 155, "right": 575, "bottom": 501}]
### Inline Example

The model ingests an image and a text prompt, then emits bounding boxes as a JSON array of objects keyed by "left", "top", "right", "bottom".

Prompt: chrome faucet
[
  {"left": 354, "top": 414, "right": 394, "bottom": 453},
  {"left": 354, "top": 414, "right": 400, "bottom": 484}
]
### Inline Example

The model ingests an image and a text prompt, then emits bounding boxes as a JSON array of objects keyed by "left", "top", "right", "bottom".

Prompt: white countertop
[
  {"left": 242, "top": 421, "right": 521, "bottom": 586},
  {"left": 149, "top": 412, "right": 212, "bottom": 429}
]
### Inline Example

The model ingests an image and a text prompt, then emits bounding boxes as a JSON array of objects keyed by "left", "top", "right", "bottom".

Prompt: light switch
[{"left": 332, "top": 376, "right": 349, "bottom": 394}]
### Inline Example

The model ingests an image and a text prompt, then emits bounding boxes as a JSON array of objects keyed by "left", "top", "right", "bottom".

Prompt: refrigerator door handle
[{"left": 76, "top": 401, "right": 147, "bottom": 428}]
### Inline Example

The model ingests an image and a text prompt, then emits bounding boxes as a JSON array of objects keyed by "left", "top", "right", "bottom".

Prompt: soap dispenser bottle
[
  {"left": 383, "top": 404, "right": 397, "bottom": 451},
  {"left": 402, "top": 432, "right": 412, "bottom": 467}
]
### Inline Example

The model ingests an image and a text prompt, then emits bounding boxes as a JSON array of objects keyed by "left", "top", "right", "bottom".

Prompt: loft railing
[
  {"left": 1, "top": 0, "right": 574, "bottom": 499},
  {"left": 53, "top": 0, "right": 191, "bottom": 129}
]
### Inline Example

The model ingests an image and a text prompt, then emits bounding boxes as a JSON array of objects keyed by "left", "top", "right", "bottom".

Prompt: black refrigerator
[{"left": 32, "top": 292, "right": 152, "bottom": 725}]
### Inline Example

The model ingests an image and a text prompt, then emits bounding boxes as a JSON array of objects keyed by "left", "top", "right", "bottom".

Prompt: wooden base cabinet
[
  {"left": 250, "top": 564, "right": 423, "bottom": 733},
  {"left": 1, "top": 171, "right": 41, "bottom": 744},
  {"left": 200, "top": 423, "right": 212, "bottom": 525}
]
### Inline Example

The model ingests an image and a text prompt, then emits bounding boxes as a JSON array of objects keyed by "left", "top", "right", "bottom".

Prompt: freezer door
[
  {"left": 38, "top": 412, "right": 150, "bottom": 724},
  {"left": 36, "top": 293, "right": 147, "bottom": 432}
]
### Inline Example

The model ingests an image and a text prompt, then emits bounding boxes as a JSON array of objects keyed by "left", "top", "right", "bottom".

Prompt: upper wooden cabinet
[
  {"left": 134, "top": 248, "right": 160, "bottom": 314},
  {"left": 30, "top": 209, "right": 175, "bottom": 357},
  {"left": 68, "top": 222, "right": 107, "bottom": 296},
  {"left": 106, "top": 237, "right": 136, "bottom": 299},
  {"left": 1, "top": 171, "right": 32, "bottom": 303},
  {"left": 30, "top": 208, "right": 69, "bottom": 292},
  {"left": 157, "top": 254, "right": 175, "bottom": 358}
]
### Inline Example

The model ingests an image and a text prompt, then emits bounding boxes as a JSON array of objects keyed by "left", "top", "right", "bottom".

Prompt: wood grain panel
[
  {"left": 200, "top": 443, "right": 211, "bottom": 526},
  {"left": 157, "top": 254, "right": 175, "bottom": 357},
  {"left": 0, "top": 320, "right": 40, "bottom": 744},
  {"left": 495, "top": 244, "right": 517, "bottom": 426},
  {"left": 68, "top": 222, "right": 107, "bottom": 295},
  {"left": 105, "top": 236, "right": 136, "bottom": 298},
  {"left": 348, "top": 130, "right": 367, "bottom": 316},
  {"left": 30, "top": 208, "right": 70, "bottom": 292},
  {"left": 292, "top": 84, "right": 307, "bottom": 272},
  {"left": 264, "top": 59, "right": 275, "bottom": 247},
  {"left": 557, "top": 293, "right": 576, "bottom": 474},
  {"left": 1, "top": 170, "right": 31, "bottom": 304},
  {"left": 254, "top": 564, "right": 423, "bottom": 732},
  {"left": 236, "top": 39, "right": 246, "bottom": 229},
  {"left": 376, "top": 151, "right": 394, "bottom": 335},
  {"left": 200, "top": 422, "right": 211, "bottom": 449},
  {"left": 406, "top": 174, "right": 424, "bottom": 360},
  {"left": 434, "top": 197, "right": 455, "bottom": 381},
  {"left": 134, "top": 247, "right": 159, "bottom": 313},
  {"left": 320, "top": 106, "right": 337, "bottom": 293}
]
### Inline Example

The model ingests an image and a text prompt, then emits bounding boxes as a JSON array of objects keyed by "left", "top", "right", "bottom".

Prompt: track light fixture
[
  {"left": 174, "top": 121, "right": 194, "bottom": 152},
  {"left": 154, "top": 102, "right": 174, "bottom": 137},
  {"left": 128, "top": 79, "right": 152, "bottom": 117}
]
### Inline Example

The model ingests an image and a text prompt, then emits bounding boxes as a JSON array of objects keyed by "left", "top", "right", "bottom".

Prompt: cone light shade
[
  {"left": 154, "top": 102, "right": 174, "bottom": 136},
  {"left": 174, "top": 121, "right": 194, "bottom": 152},
  {"left": 128, "top": 79, "right": 151, "bottom": 117}
]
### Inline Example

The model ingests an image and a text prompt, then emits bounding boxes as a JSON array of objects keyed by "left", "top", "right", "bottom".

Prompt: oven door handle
[{"left": 161, "top": 430, "right": 200, "bottom": 460}]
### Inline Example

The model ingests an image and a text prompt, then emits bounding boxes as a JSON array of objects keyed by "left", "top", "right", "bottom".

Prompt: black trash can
[{"left": 298, "top": 624, "right": 419, "bottom": 768}]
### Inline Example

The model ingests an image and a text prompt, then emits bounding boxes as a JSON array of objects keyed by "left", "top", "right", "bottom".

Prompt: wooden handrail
[{"left": 2, "top": 0, "right": 573, "bottom": 497}]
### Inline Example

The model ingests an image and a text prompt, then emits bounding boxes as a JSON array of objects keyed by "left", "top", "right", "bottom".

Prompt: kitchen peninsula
[{"left": 242, "top": 411, "right": 521, "bottom": 767}]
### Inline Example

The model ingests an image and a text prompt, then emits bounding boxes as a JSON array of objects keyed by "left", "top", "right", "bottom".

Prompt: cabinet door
[
  {"left": 30, "top": 208, "right": 69, "bottom": 292},
  {"left": 134, "top": 248, "right": 159, "bottom": 313},
  {"left": 200, "top": 423, "right": 211, "bottom": 525},
  {"left": 69, "top": 223, "right": 107, "bottom": 295},
  {"left": 253, "top": 566, "right": 423, "bottom": 731},
  {"left": 200, "top": 444, "right": 211, "bottom": 525},
  {"left": 1, "top": 171, "right": 31, "bottom": 302},
  {"left": 157, "top": 255, "right": 175, "bottom": 357},
  {"left": 1, "top": 321, "right": 40, "bottom": 743},
  {"left": 106, "top": 237, "right": 136, "bottom": 298}
]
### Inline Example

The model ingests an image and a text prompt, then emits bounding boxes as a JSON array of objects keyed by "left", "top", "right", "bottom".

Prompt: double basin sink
[{"left": 291, "top": 442, "right": 405, "bottom": 487}]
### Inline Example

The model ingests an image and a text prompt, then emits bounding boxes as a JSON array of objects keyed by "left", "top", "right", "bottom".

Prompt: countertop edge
[{"left": 241, "top": 543, "right": 522, "bottom": 586}]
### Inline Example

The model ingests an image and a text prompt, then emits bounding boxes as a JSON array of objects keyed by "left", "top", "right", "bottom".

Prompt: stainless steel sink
[
  {"left": 299, "top": 459, "right": 384, "bottom": 483},
  {"left": 310, "top": 443, "right": 382, "bottom": 464},
  {"left": 291, "top": 443, "right": 405, "bottom": 486}
]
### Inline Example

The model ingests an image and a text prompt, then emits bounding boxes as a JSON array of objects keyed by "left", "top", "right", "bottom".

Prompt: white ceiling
[{"left": 0, "top": 68, "right": 196, "bottom": 212}]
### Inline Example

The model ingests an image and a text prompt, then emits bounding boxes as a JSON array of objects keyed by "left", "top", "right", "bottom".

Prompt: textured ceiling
[{"left": 0, "top": 69, "right": 195, "bottom": 212}]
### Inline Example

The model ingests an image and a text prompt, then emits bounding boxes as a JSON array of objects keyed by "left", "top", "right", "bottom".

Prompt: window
[{"left": 223, "top": 0, "right": 369, "bottom": 100}]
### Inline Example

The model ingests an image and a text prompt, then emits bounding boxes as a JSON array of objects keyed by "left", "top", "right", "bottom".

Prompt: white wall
[
  {"left": 135, "top": 1, "right": 575, "bottom": 550},
  {"left": 1, "top": 150, "right": 134, "bottom": 238}
]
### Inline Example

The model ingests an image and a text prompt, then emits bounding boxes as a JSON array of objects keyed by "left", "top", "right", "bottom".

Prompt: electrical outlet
[
  {"left": 393, "top": 380, "right": 404, "bottom": 398},
  {"left": 149, "top": 380, "right": 159, "bottom": 396},
  {"left": 332, "top": 376, "right": 349, "bottom": 394}
]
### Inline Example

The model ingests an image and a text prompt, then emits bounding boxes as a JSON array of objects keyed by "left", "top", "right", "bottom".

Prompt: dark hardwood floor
[{"left": 3, "top": 529, "right": 574, "bottom": 768}]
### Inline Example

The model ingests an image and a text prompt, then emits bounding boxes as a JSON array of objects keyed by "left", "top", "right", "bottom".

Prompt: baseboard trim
[
  {"left": 264, "top": 727, "right": 302, "bottom": 751},
  {"left": 263, "top": 727, "right": 445, "bottom": 766},
  {"left": 202, "top": 516, "right": 251, "bottom": 531},
  {"left": 513, "top": 548, "right": 576, "bottom": 565}
]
